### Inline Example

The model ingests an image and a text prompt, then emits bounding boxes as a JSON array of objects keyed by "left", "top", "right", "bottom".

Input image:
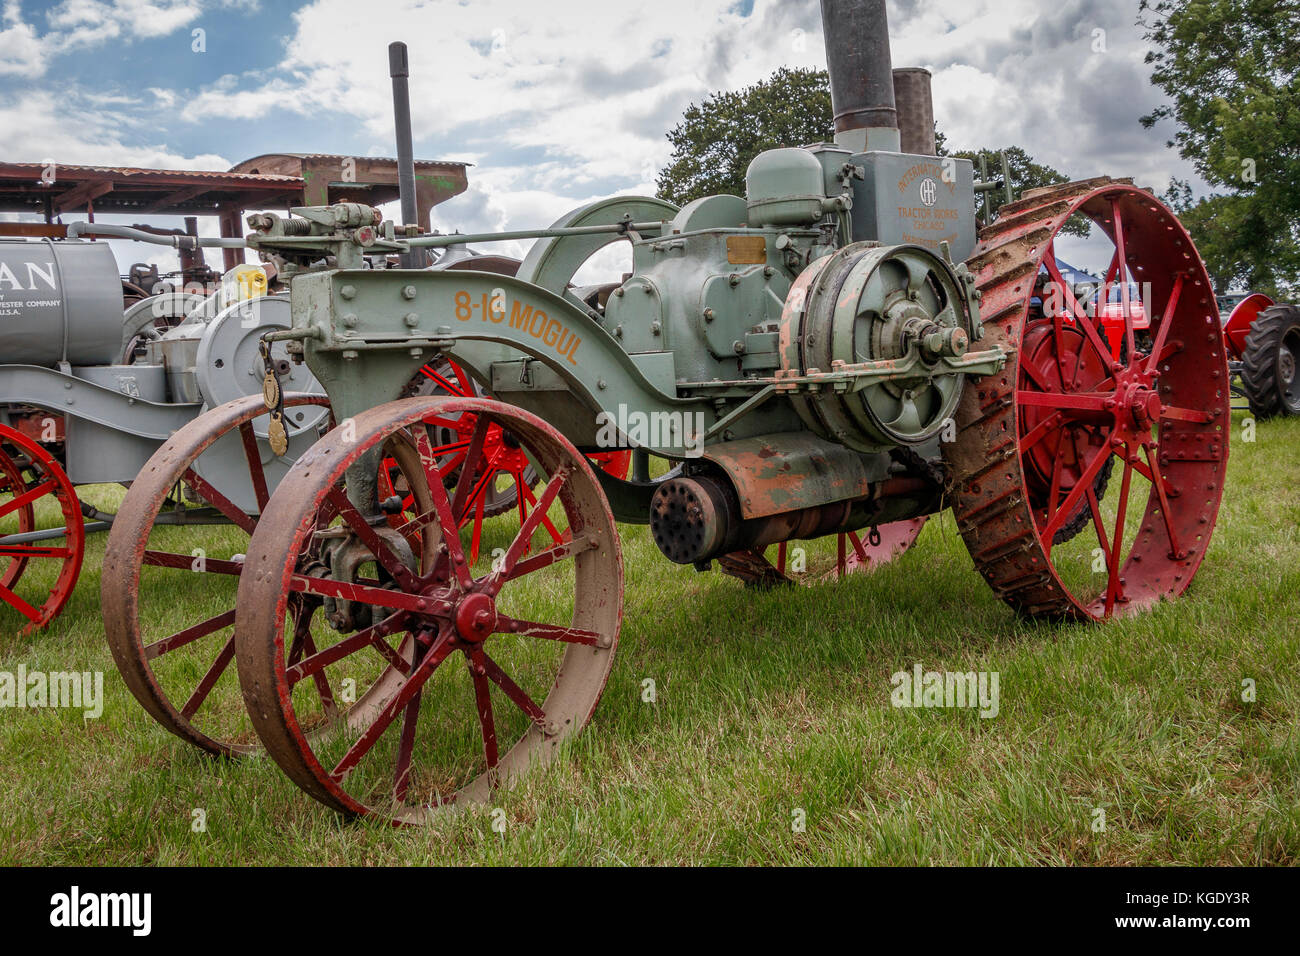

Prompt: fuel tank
[{"left": 0, "top": 239, "right": 123, "bottom": 367}]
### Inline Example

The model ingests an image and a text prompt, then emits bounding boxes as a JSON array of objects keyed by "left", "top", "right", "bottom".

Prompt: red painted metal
[
  {"left": 101, "top": 394, "right": 331, "bottom": 755},
  {"left": 381, "top": 361, "right": 632, "bottom": 564},
  {"left": 0, "top": 424, "right": 84, "bottom": 636},
  {"left": 1223, "top": 292, "right": 1275, "bottom": 360},
  {"left": 770, "top": 518, "right": 927, "bottom": 581},
  {"left": 946, "top": 180, "right": 1228, "bottom": 619},
  {"left": 233, "top": 396, "right": 622, "bottom": 823}
]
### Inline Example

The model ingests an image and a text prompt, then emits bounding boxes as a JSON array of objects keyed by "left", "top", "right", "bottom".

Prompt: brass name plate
[{"left": 726, "top": 236, "right": 767, "bottom": 265}]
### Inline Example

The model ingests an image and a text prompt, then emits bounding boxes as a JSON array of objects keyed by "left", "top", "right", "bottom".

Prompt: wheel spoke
[
  {"left": 1103, "top": 450, "right": 1137, "bottom": 616},
  {"left": 467, "top": 650, "right": 499, "bottom": 778},
  {"left": 496, "top": 613, "right": 604, "bottom": 646},
  {"left": 1019, "top": 355, "right": 1057, "bottom": 393},
  {"left": 181, "top": 468, "right": 255, "bottom": 534},
  {"left": 238, "top": 422, "right": 271, "bottom": 512},
  {"left": 0, "top": 544, "right": 72, "bottom": 559},
  {"left": 145, "top": 608, "right": 236, "bottom": 660},
  {"left": 1145, "top": 275, "right": 1185, "bottom": 376},
  {"left": 479, "top": 650, "right": 547, "bottom": 726},
  {"left": 0, "top": 581, "right": 40, "bottom": 621},
  {"left": 519, "top": 481, "right": 565, "bottom": 546},
  {"left": 287, "top": 612, "right": 411, "bottom": 685},
  {"left": 449, "top": 417, "right": 492, "bottom": 521},
  {"left": 1041, "top": 442, "right": 1113, "bottom": 542},
  {"left": 1085, "top": 485, "right": 1114, "bottom": 566},
  {"left": 0, "top": 479, "right": 55, "bottom": 521},
  {"left": 1111, "top": 199, "right": 1136, "bottom": 360},
  {"left": 325, "top": 487, "right": 421, "bottom": 593},
  {"left": 142, "top": 549, "right": 244, "bottom": 576},
  {"left": 1142, "top": 441, "right": 1183, "bottom": 559},
  {"left": 500, "top": 466, "right": 568, "bottom": 575},
  {"left": 480, "top": 466, "right": 569, "bottom": 594},
  {"left": 179, "top": 634, "right": 236, "bottom": 720},
  {"left": 287, "top": 602, "right": 339, "bottom": 716},
  {"left": 1020, "top": 411, "right": 1065, "bottom": 451},
  {"left": 419, "top": 365, "right": 467, "bottom": 396},
  {"left": 392, "top": 690, "right": 423, "bottom": 801},
  {"left": 469, "top": 491, "right": 485, "bottom": 565},
  {"left": 331, "top": 627, "right": 455, "bottom": 780},
  {"left": 410, "top": 426, "right": 474, "bottom": 590},
  {"left": 1017, "top": 390, "right": 1111, "bottom": 413},
  {"left": 503, "top": 533, "right": 593, "bottom": 583},
  {"left": 289, "top": 572, "right": 432, "bottom": 614}
]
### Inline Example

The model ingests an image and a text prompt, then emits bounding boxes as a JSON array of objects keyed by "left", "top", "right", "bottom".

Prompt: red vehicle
[{"left": 1219, "top": 293, "right": 1300, "bottom": 418}]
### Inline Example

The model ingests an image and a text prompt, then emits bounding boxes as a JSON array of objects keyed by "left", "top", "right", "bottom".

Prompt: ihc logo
[{"left": 919, "top": 177, "right": 938, "bottom": 207}]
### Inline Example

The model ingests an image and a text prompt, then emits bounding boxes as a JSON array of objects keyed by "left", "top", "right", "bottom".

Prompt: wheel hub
[{"left": 453, "top": 591, "right": 497, "bottom": 643}]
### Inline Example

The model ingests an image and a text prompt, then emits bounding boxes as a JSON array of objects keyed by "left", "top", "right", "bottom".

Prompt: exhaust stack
[
  {"left": 819, "top": 0, "right": 900, "bottom": 152},
  {"left": 388, "top": 41, "right": 422, "bottom": 268},
  {"left": 892, "top": 67, "right": 936, "bottom": 156}
]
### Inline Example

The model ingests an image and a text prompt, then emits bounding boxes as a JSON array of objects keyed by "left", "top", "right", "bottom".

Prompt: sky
[{"left": 0, "top": 0, "right": 1200, "bottom": 276}]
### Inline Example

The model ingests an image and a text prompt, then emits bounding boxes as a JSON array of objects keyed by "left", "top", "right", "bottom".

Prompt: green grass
[{"left": 1, "top": 412, "right": 1298, "bottom": 865}]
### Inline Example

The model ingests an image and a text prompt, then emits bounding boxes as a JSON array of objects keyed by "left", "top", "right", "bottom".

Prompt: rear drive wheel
[{"left": 1240, "top": 303, "right": 1300, "bottom": 418}]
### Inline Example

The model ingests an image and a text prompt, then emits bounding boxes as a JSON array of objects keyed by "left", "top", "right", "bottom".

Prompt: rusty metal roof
[{"left": 0, "top": 153, "right": 469, "bottom": 225}]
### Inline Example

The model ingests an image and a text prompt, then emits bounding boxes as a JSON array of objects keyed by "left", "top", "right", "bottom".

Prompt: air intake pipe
[{"left": 820, "top": 0, "right": 900, "bottom": 152}]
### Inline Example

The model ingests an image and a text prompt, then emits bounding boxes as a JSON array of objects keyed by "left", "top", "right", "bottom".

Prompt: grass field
[{"left": 1, "top": 410, "right": 1297, "bottom": 865}]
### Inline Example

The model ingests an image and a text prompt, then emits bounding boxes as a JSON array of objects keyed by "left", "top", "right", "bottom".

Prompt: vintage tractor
[
  {"left": 1218, "top": 293, "right": 1299, "bottom": 418},
  {"left": 98, "top": 0, "right": 1228, "bottom": 822}
]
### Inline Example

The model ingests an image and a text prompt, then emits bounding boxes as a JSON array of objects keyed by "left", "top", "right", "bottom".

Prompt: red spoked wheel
[
  {"left": 769, "top": 518, "right": 927, "bottom": 581},
  {"left": 235, "top": 396, "right": 622, "bottom": 822},
  {"left": 947, "top": 179, "right": 1228, "bottom": 619},
  {"left": 0, "top": 424, "right": 84, "bottom": 635},
  {"left": 101, "top": 394, "right": 332, "bottom": 755},
  {"left": 382, "top": 365, "right": 633, "bottom": 566},
  {"left": 404, "top": 360, "right": 537, "bottom": 524}
]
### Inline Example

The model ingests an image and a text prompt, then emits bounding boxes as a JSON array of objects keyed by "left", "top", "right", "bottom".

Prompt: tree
[
  {"left": 940, "top": 144, "right": 1087, "bottom": 237},
  {"left": 656, "top": 67, "right": 834, "bottom": 206},
  {"left": 1139, "top": 0, "right": 1300, "bottom": 297},
  {"left": 657, "top": 68, "right": 1080, "bottom": 235}
]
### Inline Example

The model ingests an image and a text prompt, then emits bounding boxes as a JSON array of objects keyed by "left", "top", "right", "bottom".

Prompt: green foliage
[
  {"left": 1139, "top": 0, "right": 1300, "bottom": 296},
  {"left": 941, "top": 144, "right": 1087, "bottom": 237},
  {"left": 656, "top": 67, "right": 834, "bottom": 206}
]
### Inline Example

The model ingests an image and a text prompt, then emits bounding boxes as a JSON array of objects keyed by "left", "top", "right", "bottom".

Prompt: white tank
[{"left": 0, "top": 239, "right": 123, "bottom": 367}]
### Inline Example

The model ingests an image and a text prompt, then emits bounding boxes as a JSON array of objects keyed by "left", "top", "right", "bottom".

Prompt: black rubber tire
[{"left": 1240, "top": 303, "right": 1300, "bottom": 418}]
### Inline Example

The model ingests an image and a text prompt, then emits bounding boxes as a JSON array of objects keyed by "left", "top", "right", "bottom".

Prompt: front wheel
[{"left": 235, "top": 396, "right": 622, "bottom": 823}]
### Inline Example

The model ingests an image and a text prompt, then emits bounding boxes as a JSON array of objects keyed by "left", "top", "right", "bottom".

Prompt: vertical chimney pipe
[
  {"left": 388, "top": 41, "right": 422, "bottom": 268},
  {"left": 819, "top": 0, "right": 901, "bottom": 152}
]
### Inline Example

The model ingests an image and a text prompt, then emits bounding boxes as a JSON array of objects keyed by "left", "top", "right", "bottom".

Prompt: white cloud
[
  {"left": 0, "top": 0, "right": 1203, "bottom": 283},
  {"left": 0, "top": 88, "right": 228, "bottom": 167}
]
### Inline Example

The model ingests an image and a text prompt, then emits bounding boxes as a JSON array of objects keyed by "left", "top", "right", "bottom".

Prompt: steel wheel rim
[
  {"left": 949, "top": 181, "right": 1228, "bottom": 619},
  {"left": 101, "top": 394, "right": 331, "bottom": 756},
  {"left": 0, "top": 425, "right": 84, "bottom": 635},
  {"left": 235, "top": 396, "right": 622, "bottom": 823}
]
